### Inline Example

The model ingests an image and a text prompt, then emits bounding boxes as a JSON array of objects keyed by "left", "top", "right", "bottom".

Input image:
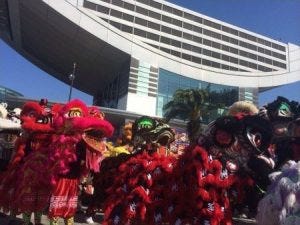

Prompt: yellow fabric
[{"left": 104, "top": 142, "right": 130, "bottom": 157}]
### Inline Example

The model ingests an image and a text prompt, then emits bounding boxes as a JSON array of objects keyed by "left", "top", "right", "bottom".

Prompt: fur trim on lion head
[
  {"left": 20, "top": 100, "right": 53, "bottom": 133},
  {"left": 53, "top": 99, "right": 89, "bottom": 134}
]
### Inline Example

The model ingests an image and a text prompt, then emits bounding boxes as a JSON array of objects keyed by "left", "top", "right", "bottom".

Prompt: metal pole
[{"left": 68, "top": 62, "right": 77, "bottom": 102}]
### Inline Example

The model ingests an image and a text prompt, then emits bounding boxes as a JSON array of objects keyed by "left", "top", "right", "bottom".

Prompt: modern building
[{"left": 1, "top": 0, "right": 299, "bottom": 122}]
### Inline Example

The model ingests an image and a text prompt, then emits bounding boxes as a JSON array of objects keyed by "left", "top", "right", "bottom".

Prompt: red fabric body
[{"left": 48, "top": 178, "right": 79, "bottom": 218}]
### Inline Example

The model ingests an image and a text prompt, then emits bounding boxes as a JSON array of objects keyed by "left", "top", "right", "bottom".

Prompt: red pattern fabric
[{"left": 48, "top": 178, "right": 79, "bottom": 218}]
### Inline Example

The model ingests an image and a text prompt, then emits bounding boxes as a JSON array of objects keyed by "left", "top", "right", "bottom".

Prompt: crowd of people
[{"left": 0, "top": 96, "right": 299, "bottom": 225}]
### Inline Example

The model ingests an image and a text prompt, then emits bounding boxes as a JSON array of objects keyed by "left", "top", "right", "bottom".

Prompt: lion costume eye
[{"left": 65, "top": 108, "right": 83, "bottom": 118}]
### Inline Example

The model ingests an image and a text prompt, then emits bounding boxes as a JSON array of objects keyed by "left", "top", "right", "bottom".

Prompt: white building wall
[
  {"left": 44, "top": 0, "right": 300, "bottom": 89},
  {"left": 126, "top": 92, "right": 157, "bottom": 116}
]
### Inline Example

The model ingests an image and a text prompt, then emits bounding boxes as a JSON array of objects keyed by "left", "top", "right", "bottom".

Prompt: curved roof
[{"left": 1, "top": 0, "right": 300, "bottom": 95}]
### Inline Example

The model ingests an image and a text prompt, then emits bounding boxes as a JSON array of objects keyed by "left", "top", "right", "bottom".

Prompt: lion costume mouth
[{"left": 82, "top": 129, "right": 106, "bottom": 153}]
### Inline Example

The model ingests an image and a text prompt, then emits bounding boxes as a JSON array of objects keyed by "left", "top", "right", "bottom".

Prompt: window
[
  {"left": 162, "top": 5, "right": 173, "bottom": 13},
  {"left": 212, "top": 52, "right": 221, "bottom": 59},
  {"left": 203, "top": 49, "right": 211, "bottom": 56},
  {"left": 229, "top": 47, "right": 238, "bottom": 54},
  {"left": 221, "top": 45, "right": 229, "bottom": 52},
  {"left": 172, "top": 29, "right": 182, "bottom": 37},
  {"left": 148, "top": 21, "right": 160, "bottom": 30},
  {"left": 222, "top": 35, "right": 230, "bottom": 43},
  {"left": 183, "top": 32, "right": 193, "bottom": 41},
  {"left": 183, "top": 12, "right": 194, "bottom": 20},
  {"left": 172, "top": 18, "right": 182, "bottom": 27},
  {"left": 192, "top": 46, "right": 202, "bottom": 54},
  {"left": 135, "top": 17, "right": 147, "bottom": 26},
  {"left": 211, "top": 41, "right": 220, "bottom": 49},
  {"left": 97, "top": 5, "right": 110, "bottom": 14},
  {"left": 182, "top": 53, "right": 192, "bottom": 61},
  {"left": 229, "top": 57, "right": 238, "bottom": 64},
  {"left": 248, "top": 53, "right": 257, "bottom": 60},
  {"left": 248, "top": 34, "right": 257, "bottom": 42},
  {"left": 194, "top": 16, "right": 203, "bottom": 24},
  {"left": 272, "top": 52, "right": 286, "bottom": 60},
  {"left": 264, "top": 58, "right": 272, "bottom": 65},
  {"left": 173, "top": 8, "right": 182, "bottom": 17},
  {"left": 211, "top": 31, "right": 221, "bottom": 39},
  {"left": 171, "top": 50, "right": 181, "bottom": 58},
  {"left": 222, "top": 64, "right": 230, "bottom": 70},
  {"left": 161, "top": 36, "right": 170, "bottom": 44},
  {"left": 161, "top": 26, "right": 171, "bottom": 34},
  {"left": 211, "top": 62, "right": 220, "bottom": 68},
  {"left": 248, "top": 43, "right": 257, "bottom": 51},
  {"left": 149, "top": 10, "right": 161, "bottom": 20},
  {"left": 123, "top": 13, "right": 134, "bottom": 22},
  {"left": 229, "top": 27, "right": 238, "bottom": 35},
  {"left": 273, "top": 61, "right": 287, "bottom": 69},
  {"left": 147, "top": 32, "right": 159, "bottom": 41},
  {"left": 124, "top": 2, "right": 134, "bottom": 10},
  {"left": 134, "top": 28, "right": 147, "bottom": 37},
  {"left": 110, "top": 21, "right": 121, "bottom": 29},
  {"left": 264, "top": 49, "right": 271, "bottom": 56},
  {"left": 203, "top": 29, "right": 211, "bottom": 37},
  {"left": 183, "top": 22, "right": 193, "bottom": 30},
  {"left": 257, "top": 56, "right": 264, "bottom": 62},
  {"left": 162, "top": 15, "right": 172, "bottom": 23},
  {"left": 193, "top": 26, "right": 202, "bottom": 33},
  {"left": 110, "top": 9, "right": 122, "bottom": 18},
  {"left": 171, "top": 39, "right": 181, "bottom": 48},
  {"left": 121, "top": 25, "right": 133, "bottom": 33},
  {"left": 202, "top": 59, "right": 212, "bottom": 66},
  {"left": 160, "top": 47, "right": 170, "bottom": 54},
  {"left": 182, "top": 43, "right": 192, "bottom": 51},
  {"left": 84, "top": 1, "right": 97, "bottom": 10},
  {"left": 239, "top": 41, "right": 248, "bottom": 48},
  {"left": 265, "top": 40, "right": 272, "bottom": 47},
  {"left": 192, "top": 56, "right": 202, "bottom": 64},
  {"left": 149, "top": 0, "right": 161, "bottom": 9},
  {"left": 248, "top": 62, "right": 257, "bottom": 69},
  {"left": 239, "top": 32, "right": 248, "bottom": 39},
  {"left": 203, "top": 39, "right": 211, "bottom": 47},
  {"left": 257, "top": 38, "right": 265, "bottom": 45},
  {"left": 193, "top": 36, "right": 202, "bottom": 44},
  {"left": 112, "top": 0, "right": 122, "bottom": 7},
  {"left": 258, "top": 47, "right": 264, "bottom": 54},
  {"left": 136, "top": 6, "right": 148, "bottom": 16},
  {"left": 229, "top": 37, "right": 238, "bottom": 45},
  {"left": 221, "top": 54, "right": 230, "bottom": 62},
  {"left": 136, "top": 0, "right": 149, "bottom": 4}
]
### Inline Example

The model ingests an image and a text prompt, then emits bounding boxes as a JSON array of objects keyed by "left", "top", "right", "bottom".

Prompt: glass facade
[
  {"left": 156, "top": 69, "right": 239, "bottom": 123},
  {"left": 0, "top": 86, "right": 23, "bottom": 102},
  {"left": 136, "top": 62, "right": 151, "bottom": 95}
]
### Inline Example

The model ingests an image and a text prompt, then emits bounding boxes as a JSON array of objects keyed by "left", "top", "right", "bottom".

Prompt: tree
[{"left": 163, "top": 88, "right": 210, "bottom": 144}]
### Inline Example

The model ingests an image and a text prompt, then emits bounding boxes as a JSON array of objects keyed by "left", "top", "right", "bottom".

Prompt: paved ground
[
  {"left": 0, "top": 211, "right": 103, "bottom": 225},
  {"left": 0, "top": 212, "right": 257, "bottom": 225}
]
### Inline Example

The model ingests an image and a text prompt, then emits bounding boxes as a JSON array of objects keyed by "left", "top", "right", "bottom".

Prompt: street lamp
[{"left": 68, "top": 62, "right": 77, "bottom": 102}]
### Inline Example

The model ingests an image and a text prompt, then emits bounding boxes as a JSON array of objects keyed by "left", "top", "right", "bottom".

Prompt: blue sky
[{"left": 1, "top": 0, "right": 300, "bottom": 106}]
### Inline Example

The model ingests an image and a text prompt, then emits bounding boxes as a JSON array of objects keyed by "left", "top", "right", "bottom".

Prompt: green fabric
[
  {"left": 22, "top": 213, "right": 31, "bottom": 225},
  {"left": 50, "top": 217, "right": 59, "bottom": 225},
  {"left": 34, "top": 211, "right": 42, "bottom": 224}
]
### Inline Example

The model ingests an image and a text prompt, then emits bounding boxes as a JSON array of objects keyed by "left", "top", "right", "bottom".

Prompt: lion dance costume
[{"left": 48, "top": 99, "right": 114, "bottom": 225}]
